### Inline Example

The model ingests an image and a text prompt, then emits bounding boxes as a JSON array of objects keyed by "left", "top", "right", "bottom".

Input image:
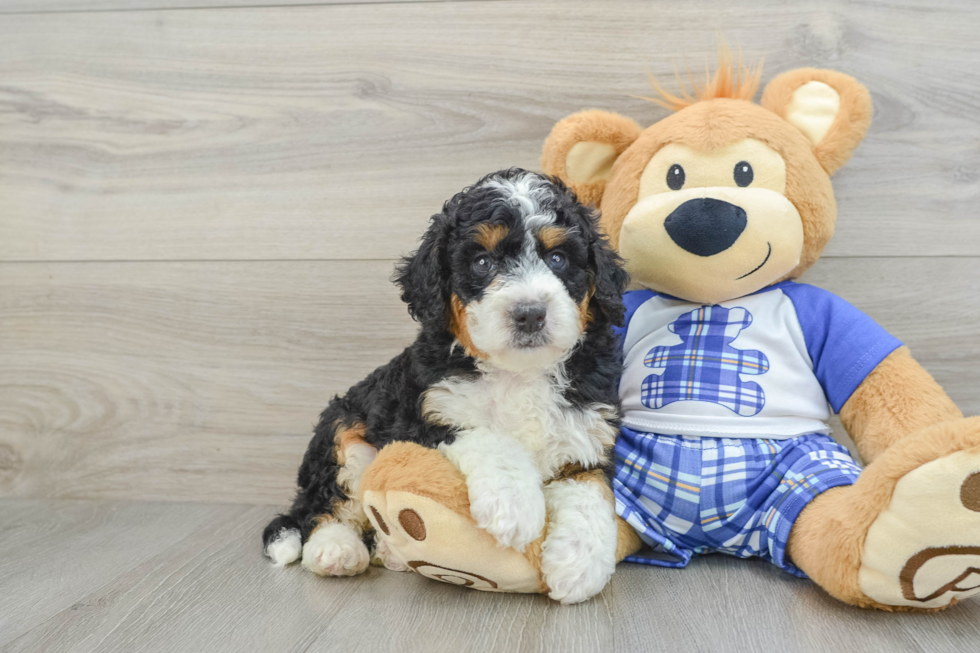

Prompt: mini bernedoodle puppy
[{"left": 263, "top": 168, "right": 629, "bottom": 603}]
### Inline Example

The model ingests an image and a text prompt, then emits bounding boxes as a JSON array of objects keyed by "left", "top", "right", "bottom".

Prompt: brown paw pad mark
[
  {"left": 408, "top": 560, "right": 498, "bottom": 589},
  {"left": 962, "top": 472, "right": 980, "bottom": 512},
  {"left": 369, "top": 506, "right": 390, "bottom": 535},
  {"left": 899, "top": 546, "right": 980, "bottom": 603},
  {"left": 399, "top": 508, "right": 426, "bottom": 541}
]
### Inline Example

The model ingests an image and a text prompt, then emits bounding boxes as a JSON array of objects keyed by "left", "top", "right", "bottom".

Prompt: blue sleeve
[
  {"left": 781, "top": 283, "right": 902, "bottom": 413},
  {"left": 613, "top": 289, "right": 657, "bottom": 340}
]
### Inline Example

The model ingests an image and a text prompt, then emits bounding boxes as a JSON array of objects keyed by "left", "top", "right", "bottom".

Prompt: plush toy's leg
[
  {"left": 360, "top": 442, "right": 547, "bottom": 593},
  {"left": 788, "top": 416, "right": 980, "bottom": 610},
  {"left": 616, "top": 515, "right": 644, "bottom": 561},
  {"left": 360, "top": 442, "right": 643, "bottom": 596}
]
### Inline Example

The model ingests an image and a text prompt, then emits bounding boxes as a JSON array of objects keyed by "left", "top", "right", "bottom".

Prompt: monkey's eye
[
  {"left": 546, "top": 251, "right": 567, "bottom": 272},
  {"left": 666, "top": 164, "right": 685, "bottom": 190},
  {"left": 734, "top": 161, "right": 754, "bottom": 187},
  {"left": 472, "top": 255, "right": 496, "bottom": 276}
]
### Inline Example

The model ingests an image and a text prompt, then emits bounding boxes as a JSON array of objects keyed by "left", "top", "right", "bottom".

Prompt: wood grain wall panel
[
  {"left": 0, "top": 0, "right": 480, "bottom": 14},
  {"left": 0, "top": 257, "right": 975, "bottom": 505},
  {"left": 1, "top": 0, "right": 978, "bottom": 261}
]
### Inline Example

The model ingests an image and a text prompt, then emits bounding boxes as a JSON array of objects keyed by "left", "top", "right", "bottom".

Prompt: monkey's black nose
[
  {"left": 512, "top": 303, "right": 547, "bottom": 334},
  {"left": 664, "top": 198, "right": 747, "bottom": 256}
]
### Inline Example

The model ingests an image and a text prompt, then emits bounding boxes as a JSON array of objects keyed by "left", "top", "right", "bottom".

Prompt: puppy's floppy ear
[
  {"left": 583, "top": 211, "right": 629, "bottom": 327},
  {"left": 395, "top": 212, "right": 451, "bottom": 325},
  {"left": 541, "top": 110, "right": 642, "bottom": 208},
  {"left": 761, "top": 68, "right": 872, "bottom": 175}
]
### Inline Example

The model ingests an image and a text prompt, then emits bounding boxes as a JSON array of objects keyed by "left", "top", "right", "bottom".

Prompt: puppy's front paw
[
  {"left": 542, "top": 529, "right": 615, "bottom": 604},
  {"left": 468, "top": 473, "right": 546, "bottom": 552},
  {"left": 371, "top": 536, "right": 411, "bottom": 572},
  {"left": 541, "top": 481, "right": 618, "bottom": 604},
  {"left": 301, "top": 522, "right": 370, "bottom": 577}
]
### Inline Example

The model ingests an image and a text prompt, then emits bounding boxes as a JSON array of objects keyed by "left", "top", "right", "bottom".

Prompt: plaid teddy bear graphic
[{"left": 642, "top": 305, "right": 770, "bottom": 416}]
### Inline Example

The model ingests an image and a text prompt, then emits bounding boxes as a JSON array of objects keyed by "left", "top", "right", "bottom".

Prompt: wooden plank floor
[
  {"left": 1, "top": 498, "right": 979, "bottom": 653},
  {"left": 1, "top": 0, "right": 979, "bottom": 650}
]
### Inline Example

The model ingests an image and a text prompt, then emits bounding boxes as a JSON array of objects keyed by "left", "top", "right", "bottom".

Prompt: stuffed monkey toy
[
  {"left": 362, "top": 55, "right": 980, "bottom": 610},
  {"left": 537, "top": 56, "right": 980, "bottom": 610}
]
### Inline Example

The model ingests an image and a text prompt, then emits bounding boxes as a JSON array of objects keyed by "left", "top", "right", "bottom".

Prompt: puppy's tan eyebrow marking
[
  {"left": 537, "top": 226, "right": 568, "bottom": 250},
  {"left": 474, "top": 223, "right": 509, "bottom": 251}
]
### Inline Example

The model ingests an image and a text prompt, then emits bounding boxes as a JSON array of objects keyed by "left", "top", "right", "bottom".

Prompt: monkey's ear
[
  {"left": 541, "top": 110, "right": 642, "bottom": 208},
  {"left": 761, "top": 68, "right": 872, "bottom": 175}
]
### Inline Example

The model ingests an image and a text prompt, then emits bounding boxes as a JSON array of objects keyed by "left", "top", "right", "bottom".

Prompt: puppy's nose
[
  {"left": 664, "top": 198, "right": 747, "bottom": 256},
  {"left": 512, "top": 303, "right": 547, "bottom": 334}
]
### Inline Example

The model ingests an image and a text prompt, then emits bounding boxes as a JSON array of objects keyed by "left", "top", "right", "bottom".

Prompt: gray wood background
[{"left": 1, "top": 0, "right": 978, "bottom": 650}]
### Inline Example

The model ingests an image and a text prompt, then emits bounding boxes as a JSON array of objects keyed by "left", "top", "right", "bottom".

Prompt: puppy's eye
[
  {"left": 667, "top": 164, "right": 685, "bottom": 191},
  {"left": 546, "top": 252, "right": 567, "bottom": 271},
  {"left": 472, "top": 255, "right": 496, "bottom": 275},
  {"left": 734, "top": 161, "right": 753, "bottom": 187}
]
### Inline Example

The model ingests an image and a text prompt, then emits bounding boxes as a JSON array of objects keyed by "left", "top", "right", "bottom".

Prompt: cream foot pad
[
  {"left": 363, "top": 489, "right": 543, "bottom": 593},
  {"left": 860, "top": 451, "right": 980, "bottom": 608}
]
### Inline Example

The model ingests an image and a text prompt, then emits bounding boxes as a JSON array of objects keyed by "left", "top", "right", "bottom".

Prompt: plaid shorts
[{"left": 614, "top": 427, "right": 863, "bottom": 577}]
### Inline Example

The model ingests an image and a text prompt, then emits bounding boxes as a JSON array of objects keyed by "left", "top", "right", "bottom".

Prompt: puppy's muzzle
[{"left": 511, "top": 303, "right": 547, "bottom": 335}]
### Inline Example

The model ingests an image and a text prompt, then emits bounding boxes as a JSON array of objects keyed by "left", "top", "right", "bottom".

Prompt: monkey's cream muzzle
[{"left": 619, "top": 185, "right": 804, "bottom": 304}]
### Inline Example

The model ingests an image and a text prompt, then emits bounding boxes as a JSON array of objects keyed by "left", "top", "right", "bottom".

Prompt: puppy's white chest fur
[{"left": 423, "top": 366, "right": 617, "bottom": 479}]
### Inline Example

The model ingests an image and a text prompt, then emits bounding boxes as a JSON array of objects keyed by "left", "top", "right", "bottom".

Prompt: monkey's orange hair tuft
[{"left": 639, "top": 43, "right": 764, "bottom": 112}]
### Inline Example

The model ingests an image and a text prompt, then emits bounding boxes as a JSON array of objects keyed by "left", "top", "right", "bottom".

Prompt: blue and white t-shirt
[{"left": 614, "top": 281, "right": 902, "bottom": 439}]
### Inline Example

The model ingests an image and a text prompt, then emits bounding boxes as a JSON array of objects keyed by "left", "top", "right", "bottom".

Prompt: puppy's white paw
[
  {"left": 266, "top": 527, "right": 302, "bottom": 567},
  {"left": 542, "top": 532, "right": 615, "bottom": 604},
  {"left": 541, "top": 481, "right": 617, "bottom": 605},
  {"left": 371, "top": 536, "right": 411, "bottom": 572},
  {"left": 468, "top": 473, "right": 546, "bottom": 552},
  {"left": 301, "top": 522, "right": 370, "bottom": 577},
  {"left": 438, "top": 429, "right": 546, "bottom": 551}
]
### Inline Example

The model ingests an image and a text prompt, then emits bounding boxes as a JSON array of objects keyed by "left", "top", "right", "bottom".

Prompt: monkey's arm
[{"left": 840, "top": 346, "right": 962, "bottom": 462}]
